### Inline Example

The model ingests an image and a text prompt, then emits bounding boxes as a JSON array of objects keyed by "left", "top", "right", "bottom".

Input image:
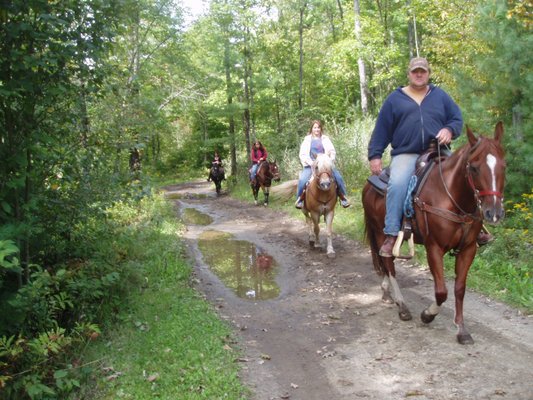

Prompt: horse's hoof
[
  {"left": 420, "top": 309, "right": 436, "bottom": 324},
  {"left": 381, "top": 293, "right": 394, "bottom": 304},
  {"left": 457, "top": 333, "right": 474, "bottom": 345},
  {"left": 399, "top": 310, "right": 412, "bottom": 321},
  {"left": 327, "top": 252, "right": 335, "bottom": 259}
]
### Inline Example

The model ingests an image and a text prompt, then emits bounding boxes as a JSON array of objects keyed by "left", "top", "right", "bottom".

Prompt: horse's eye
[{"left": 469, "top": 165, "right": 480, "bottom": 175}]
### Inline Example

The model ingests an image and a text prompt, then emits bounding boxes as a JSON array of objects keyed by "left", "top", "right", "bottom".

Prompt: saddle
[{"left": 367, "top": 141, "right": 449, "bottom": 258}]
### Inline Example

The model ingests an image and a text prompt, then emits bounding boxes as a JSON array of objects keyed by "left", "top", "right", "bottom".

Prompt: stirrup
[{"left": 392, "top": 230, "right": 415, "bottom": 259}]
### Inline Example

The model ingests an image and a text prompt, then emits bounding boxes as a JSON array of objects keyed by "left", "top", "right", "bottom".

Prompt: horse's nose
[
  {"left": 483, "top": 207, "right": 505, "bottom": 224},
  {"left": 320, "top": 181, "right": 331, "bottom": 190}
]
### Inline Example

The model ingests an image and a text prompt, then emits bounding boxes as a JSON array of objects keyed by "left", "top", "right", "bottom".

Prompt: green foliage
[
  {"left": 454, "top": 0, "right": 533, "bottom": 200},
  {"left": 0, "top": 190, "right": 171, "bottom": 398},
  {"left": 77, "top": 193, "right": 247, "bottom": 399},
  {"left": 0, "top": 240, "right": 21, "bottom": 276},
  {"left": 0, "top": 322, "right": 100, "bottom": 399}
]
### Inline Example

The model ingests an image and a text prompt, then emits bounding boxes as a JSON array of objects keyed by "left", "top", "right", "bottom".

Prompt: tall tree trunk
[
  {"left": 249, "top": 60, "right": 256, "bottom": 140},
  {"left": 243, "top": 27, "right": 252, "bottom": 157},
  {"left": 354, "top": 0, "right": 369, "bottom": 115},
  {"left": 298, "top": 3, "right": 307, "bottom": 112},
  {"left": 275, "top": 86, "right": 282, "bottom": 135},
  {"left": 337, "top": 0, "right": 344, "bottom": 21},
  {"left": 512, "top": 105, "right": 523, "bottom": 141},
  {"left": 224, "top": 39, "right": 237, "bottom": 176},
  {"left": 407, "top": 0, "right": 416, "bottom": 58},
  {"left": 327, "top": 6, "right": 337, "bottom": 41}
]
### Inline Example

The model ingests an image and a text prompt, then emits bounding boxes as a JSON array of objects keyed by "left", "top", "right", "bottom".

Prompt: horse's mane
[
  {"left": 313, "top": 153, "right": 333, "bottom": 173},
  {"left": 444, "top": 135, "right": 497, "bottom": 169}
]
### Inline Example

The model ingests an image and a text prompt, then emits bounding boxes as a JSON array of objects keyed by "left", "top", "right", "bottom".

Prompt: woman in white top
[{"left": 295, "top": 120, "right": 350, "bottom": 209}]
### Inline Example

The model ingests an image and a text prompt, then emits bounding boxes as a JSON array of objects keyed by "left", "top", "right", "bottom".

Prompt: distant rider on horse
[
  {"left": 207, "top": 151, "right": 225, "bottom": 181},
  {"left": 250, "top": 141, "right": 268, "bottom": 185}
]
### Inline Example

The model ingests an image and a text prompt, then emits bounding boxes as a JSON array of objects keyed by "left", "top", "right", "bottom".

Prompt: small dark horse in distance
[
  {"left": 251, "top": 160, "right": 281, "bottom": 206},
  {"left": 362, "top": 122, "right": 506, "bottom": 344},
  {"left": 209, "top": 162, "right": 225, "bottom": 195}
]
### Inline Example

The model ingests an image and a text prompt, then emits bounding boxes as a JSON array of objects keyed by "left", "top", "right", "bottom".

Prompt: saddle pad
[
  {"left": 367, "top": 167, "right": 390, "bottom": 195},
  {"left": 367, "top": 175, "right": 386, "bottom": 195}
]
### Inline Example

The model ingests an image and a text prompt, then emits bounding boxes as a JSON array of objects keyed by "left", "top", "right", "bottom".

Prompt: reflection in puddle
[
  {"left": 181, "top": 208, "right": 213, "bottom": 225},
  {"left": 198, "top": 230, "right": 280, "bottom": 300}
]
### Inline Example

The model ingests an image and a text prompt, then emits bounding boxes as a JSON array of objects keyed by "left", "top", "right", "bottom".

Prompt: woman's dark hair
[{"left": 254, "top": 140, "right": 265, "bottom": 150}]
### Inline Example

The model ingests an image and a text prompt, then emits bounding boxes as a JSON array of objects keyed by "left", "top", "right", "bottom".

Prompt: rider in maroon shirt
[{"left": 250, "top": 141, "right": 268, "bottom": 183}]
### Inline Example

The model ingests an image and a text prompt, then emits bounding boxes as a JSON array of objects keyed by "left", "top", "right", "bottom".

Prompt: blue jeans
[
  {"left": 384, "top": 153, "right": 418, "bottom": 236},
  {"left": 250, "top": 163, "right": 259, "bottom": 180},
  {"left": 296, "top": 167, "right": 348, "bottom": 198}
]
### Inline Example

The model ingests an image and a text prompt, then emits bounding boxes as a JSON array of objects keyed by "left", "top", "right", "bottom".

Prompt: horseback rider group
[{"left": 204, "top": 58, "right": 495, "bottom": 251}]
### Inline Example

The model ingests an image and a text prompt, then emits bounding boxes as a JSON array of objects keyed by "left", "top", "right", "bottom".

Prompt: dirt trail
[{"left": 165, "top": 181, "right": 533, "bottom": 400}]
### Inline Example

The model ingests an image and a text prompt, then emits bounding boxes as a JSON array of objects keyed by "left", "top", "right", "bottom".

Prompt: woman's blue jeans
[
  {"left": 296, "top": 166, "right": 348, "bottom": 198},
  {"left": 384, "top": 153, "right": 418, "bottom": 236},
  {"left": 250, "top": 163, "right": 259, "bottom": 180}
]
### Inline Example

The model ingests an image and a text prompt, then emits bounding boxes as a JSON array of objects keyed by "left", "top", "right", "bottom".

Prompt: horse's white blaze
[
  {"left": 486, "top": 153, "right": 497, "bottom": 201},
  {"left": 486, "top": 153, "right": 500, "bottom": 222}
]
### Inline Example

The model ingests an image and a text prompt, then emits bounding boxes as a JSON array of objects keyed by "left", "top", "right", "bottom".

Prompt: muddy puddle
[
  {"left": 165, "top": 192, "right": 209, "bottom": 200},
  {"left": 198, "top": 230, "right": 280, "bottom": 300},
  {"left": 181, "top": 208, "right": 213, "bottom": 225}
]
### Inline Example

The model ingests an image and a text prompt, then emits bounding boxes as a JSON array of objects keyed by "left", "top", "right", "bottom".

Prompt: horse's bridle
[
  {"left": 437, "top": 138, "right": 503, "bottom": 216},
  {"left": 466, "top": 163, "right": 504, "bottom": 209}
]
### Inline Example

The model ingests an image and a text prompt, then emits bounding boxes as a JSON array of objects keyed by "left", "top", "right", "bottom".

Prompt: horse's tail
[
  {"left": 270, "top": 179, "right": 298, "bottom": 202},
  {"left": 362, "top": 184, "right": 385, "bottom": 277}
]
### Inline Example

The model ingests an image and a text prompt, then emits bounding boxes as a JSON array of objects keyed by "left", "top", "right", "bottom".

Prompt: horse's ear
[
  {"left": 494, "top": 121, "right": 504, "bottom": 143},
  {"left": 466, "top": 125, "right": 477, "bottom": 146}
]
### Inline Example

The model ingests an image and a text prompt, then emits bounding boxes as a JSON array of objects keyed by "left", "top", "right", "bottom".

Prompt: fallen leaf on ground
[{"left": 405, "top": 389, "right": 424, "bottom": 396}]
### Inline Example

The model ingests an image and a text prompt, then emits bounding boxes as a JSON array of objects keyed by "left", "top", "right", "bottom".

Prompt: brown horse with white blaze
[{"left": 362, "top": 122, "right": 506, "bottom": 344}]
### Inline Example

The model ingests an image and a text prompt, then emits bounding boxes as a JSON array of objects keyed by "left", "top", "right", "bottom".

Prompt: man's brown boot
[{"left": 379, "top": 235, "right": 397, "bottom": 257}]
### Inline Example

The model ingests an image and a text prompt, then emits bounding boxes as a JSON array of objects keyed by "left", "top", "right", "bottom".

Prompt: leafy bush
[{"left": 0, "top": 191, "right": 167, "bottom": 398}]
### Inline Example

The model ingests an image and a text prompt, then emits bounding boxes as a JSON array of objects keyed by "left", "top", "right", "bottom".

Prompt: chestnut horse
[
  {"left": 303, "top": 153, "right": 338, "bottom": 258},
  {"left": 362, "top": 122, "right": 506, "bottom": 344},
  {"left": 251, "top": 160, "right": 281, "bottom": 206}
]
